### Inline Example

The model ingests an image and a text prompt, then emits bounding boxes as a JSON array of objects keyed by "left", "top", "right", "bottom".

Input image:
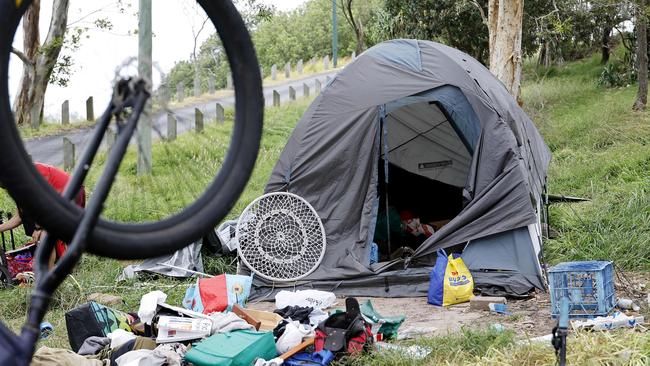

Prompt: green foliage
[
  {"left": 521, "top": 53, "right": 650, "bottom": 270},
  {"left": 0, "top": 98, "right": 312, "bottom": 348},
  {"left": 381, "top": 0, "right": 489, "bottom": 62},
  {"left": 163, "top": 0, "right": 377, "bottom": 95},
  {"left": 252, "top": 0, "right": 357, "bottom": 69},
  {"left": 598, "top": 59, "right": 636, "bottom": 87}
]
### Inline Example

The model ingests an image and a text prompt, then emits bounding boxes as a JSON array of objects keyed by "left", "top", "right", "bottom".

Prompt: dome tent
[{"left": 248, "top": 39, "right": 551, "bottom": 298}]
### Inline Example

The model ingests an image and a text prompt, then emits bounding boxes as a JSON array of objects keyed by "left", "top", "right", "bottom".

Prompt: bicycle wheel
[{"left": 0, "top": 0, "right": 263, "bottom": 259}]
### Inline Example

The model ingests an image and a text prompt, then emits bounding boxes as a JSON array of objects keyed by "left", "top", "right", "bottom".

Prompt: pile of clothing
[{"left": 45, "top": 275, "right": 405, "bottom": 366}]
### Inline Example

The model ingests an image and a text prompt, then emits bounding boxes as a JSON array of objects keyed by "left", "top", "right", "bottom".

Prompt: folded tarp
[{"left": 119, "top": 241, "right": 203, "bottom": 280}]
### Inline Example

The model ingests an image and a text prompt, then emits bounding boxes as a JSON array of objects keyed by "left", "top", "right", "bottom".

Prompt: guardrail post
[
  {"left": 273, "top": 90, "right": 280, "bottom": 107},
  {"left": 86, "top": 96, "right": 94, "bottom": 121},
  {"left": 167, "top": 113, "right": 177, "bottom": 141},
  {"left": 63, "top": 137, "right": 75, "bottom": 172},
  {"left": 216, "top": 103, "right": 225, "bottom": 124},
  {"left": 62, "top": 100, "right": 70, "bottom": 125},
  {"left": 195, "top": 108, "right": 204, "bottom": 133}
]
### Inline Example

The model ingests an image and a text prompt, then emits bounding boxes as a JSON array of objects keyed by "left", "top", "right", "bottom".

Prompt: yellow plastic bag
[{"left": 442, "top": 253, "right": 474, "bottom": 306}]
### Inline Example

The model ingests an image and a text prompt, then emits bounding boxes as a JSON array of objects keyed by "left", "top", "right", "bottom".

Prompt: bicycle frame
[{"left": 0, "top": 78, "right": 151, "bottom": 366}]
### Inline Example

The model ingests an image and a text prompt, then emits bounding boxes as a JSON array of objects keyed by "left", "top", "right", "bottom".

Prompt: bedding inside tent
[{"left": 373, "top": 100, "right": 473, "bottom": 259}]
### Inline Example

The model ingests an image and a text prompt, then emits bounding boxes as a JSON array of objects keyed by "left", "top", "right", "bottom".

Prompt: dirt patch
[
  {"left": 249, "top": 294, "right": 554, "bottom": 338},
  {"left": 249, "top": 272, "right": 650, "bottom": 340}
]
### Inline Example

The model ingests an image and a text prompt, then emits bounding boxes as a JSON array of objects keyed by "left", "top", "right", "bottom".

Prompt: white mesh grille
[{"left": 236, "top": 192, "right": 326, "bottom": 282}]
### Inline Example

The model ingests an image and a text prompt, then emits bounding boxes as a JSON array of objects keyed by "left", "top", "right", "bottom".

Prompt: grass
[
  {"left": 1, "top": 52, "right": 649, "bottom": 364},
  {"left": 0, "top": 98, "right": 309, "bottom": 347},
  {"left": 521, "top": 53, "right": 650, "bottom": 270},
  {"left": 17, "top": 119, "right": 97, "bottom": 140}
]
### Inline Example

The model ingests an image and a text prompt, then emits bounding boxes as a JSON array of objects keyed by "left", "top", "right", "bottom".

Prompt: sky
[{"left": 8, "top": 0, "right": 307, "bottom": 119}]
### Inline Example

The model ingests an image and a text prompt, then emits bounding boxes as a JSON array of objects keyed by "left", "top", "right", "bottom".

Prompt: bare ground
[{"left": 249, "top": 272, "right": 650, "bottom": 340}]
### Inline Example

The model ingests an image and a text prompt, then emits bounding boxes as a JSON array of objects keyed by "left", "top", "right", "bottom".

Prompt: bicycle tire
[{"left": 0, "top": 0, "right": 263, "bottom": 259}]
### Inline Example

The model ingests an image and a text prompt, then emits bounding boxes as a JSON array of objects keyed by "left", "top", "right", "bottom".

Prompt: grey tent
[{"left": 247, "top": 39, "right": 551, "bottom": 298}]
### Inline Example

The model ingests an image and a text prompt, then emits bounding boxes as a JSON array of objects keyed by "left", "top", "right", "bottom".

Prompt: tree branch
[
  {"left": 66, "top": 1, "right": 119, "bottom": 28},
  {"left": 11, "top": 47, "right": 34, "bottom": 66},
  {"left": 471, "top": 0, "right": 488, "bottom": 27},
  {"left": 192, "top": 16, "right": 210, "bottom": 59}
]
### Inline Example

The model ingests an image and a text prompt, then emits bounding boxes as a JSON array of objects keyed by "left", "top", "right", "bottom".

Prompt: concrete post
[
  {"left": 86, "top": 96, "right": 94, "bottom": 121},
  {"left": 303, "top": 83, "right": 310, "bottom": 98},
  {"left": 271, "top": 64, "right": 277, "bottom": 80},
  {"left": 167, "top": 113, "right": 177, "bottom": 141},
  {"left": 323, "top": 55, "right": 330, "bottom": 70},
  {"left": 285, "top": 62, "right": 291, "bottom": 78},
  {"left": 63, "top": 137, "right": 75, "bottom": 172},
  {"left": 177, "top": 84, "right": 185, "bottom": 102},
  {"left": 61, "top": 100, "right": 70, "bottom": 125},
  {"left": 273, "top": 90, "right": 280, "bottom": 107},
  {"left": 297, "top": 59, "right": 303, "bottom": 74},
  {"left": 315, "top": 79, "right": 322, "bottom": 94},
  {"left": 208, "top": 77, "right": 215, "bottom": 94},
  {"left": 289, "top": 86, "right": 296, "bottom": 101},
  {"left": 195, "top": 108, "right": 204, "bottom": 133},
  {"left": 216, "top": 103, "right": 225, "bottom": 124}
]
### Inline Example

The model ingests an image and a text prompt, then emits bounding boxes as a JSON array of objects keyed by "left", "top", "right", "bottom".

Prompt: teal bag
[
  {"left": 184, "top": 330, "right": 276, "bottom": 366},
  {"left": 360, "top": 299, "right": 405, "bottom": 339}
]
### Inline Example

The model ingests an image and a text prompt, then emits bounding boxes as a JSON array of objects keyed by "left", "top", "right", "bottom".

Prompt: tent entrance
[{"left": 373, "top": 100, "right": 473, "bottom": 261}]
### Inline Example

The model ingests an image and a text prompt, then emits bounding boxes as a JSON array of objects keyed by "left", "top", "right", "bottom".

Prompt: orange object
[
  {"left": 198, "top": 275, "right": 229, "bottom": 313},
  {"left": 280, "top": 338, "right": 315, "bottom": 360},
  {"left": 232, "top": 304, "right": 261, "bottom": 330}
]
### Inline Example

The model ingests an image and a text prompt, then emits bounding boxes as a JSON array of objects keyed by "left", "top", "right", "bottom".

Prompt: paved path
[{"left": 25, "top": 71, "right": 338, "bottom": 166}]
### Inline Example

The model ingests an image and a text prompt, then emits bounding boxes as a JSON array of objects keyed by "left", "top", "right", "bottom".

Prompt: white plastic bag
[
  {"left": 275, "top": 321, "right": 314, "bottom": 354},
  {"left": 108, "top": 329, "right": 137, "bottom": 349},
  {"left": 275, "top": 290, "right": 336, "bottom": 310},
  {"left": 138, "top": 290, "right": 167, "bottom": 325}
]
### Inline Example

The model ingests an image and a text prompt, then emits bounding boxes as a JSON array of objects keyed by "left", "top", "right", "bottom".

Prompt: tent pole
[{"left": 380, "top": 107, "right": 391, "bottom": 257}]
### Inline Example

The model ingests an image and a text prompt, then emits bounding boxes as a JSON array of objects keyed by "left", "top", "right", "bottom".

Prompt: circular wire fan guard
[{"left": 236, "top": 192, "right": 326, "bottom": 282}]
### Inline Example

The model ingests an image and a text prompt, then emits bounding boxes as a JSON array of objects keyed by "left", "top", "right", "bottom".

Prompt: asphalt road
[{"left": 24, "top": 71, "right": 338, "bottom": 166}]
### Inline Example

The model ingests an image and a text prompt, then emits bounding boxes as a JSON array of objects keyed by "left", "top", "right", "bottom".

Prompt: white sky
[{"left": 8, "top": 0, "right": 307, "bottom": 119}]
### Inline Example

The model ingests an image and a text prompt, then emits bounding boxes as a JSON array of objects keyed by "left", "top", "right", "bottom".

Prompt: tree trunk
[
  {"left": 355, "top": 19, "right": 365, "bottom": 55},
  {"left": 633, "top": 0, "right": 648, "bottom": 111},
  {"left": 487, "top": 0, "right": 524, "bottom": 100},
  {"left": 601, "top": 26, "right": 612, "bottom": 64},
  {"left": 340, "top": 0, "right": 365, "bottom": 54},
  {"left": 538, "top": 38, "right": 546, "bottom": 66},
  {"left": 13, "top": 0, "right": 69, "bottom": 129},
  {"left": 13, "top": 0, "right": 40, "bottom": 127}
]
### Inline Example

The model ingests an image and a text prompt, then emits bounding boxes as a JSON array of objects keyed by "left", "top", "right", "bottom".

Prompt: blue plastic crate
[{"left": 548, "top": 261, "right": 615, "bottom": 319}]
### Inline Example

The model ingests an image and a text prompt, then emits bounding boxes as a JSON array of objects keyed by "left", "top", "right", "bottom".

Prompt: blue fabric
[
  {"left": 364, "top": 39, "right": 422, "bottom": 72},
  {"left": 370, "top": 243, "right": 379, "bottom": 265},
  {"left": 285, "top": 350, "right": 335, "bottom": 366},
  {"left": 427, "top": 249, "right": 448, "bottom": 306},
  {"left": 385, "top": 85, "right": 481, "bottom": 154},
  {"left": 182, "top": 283, "right": 204, "bottom": 313}
]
